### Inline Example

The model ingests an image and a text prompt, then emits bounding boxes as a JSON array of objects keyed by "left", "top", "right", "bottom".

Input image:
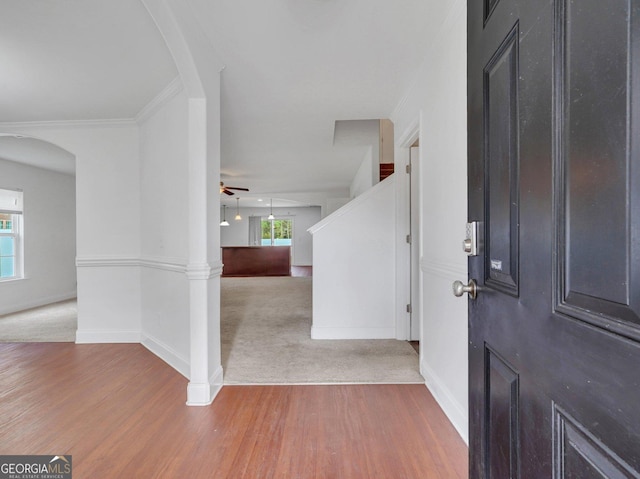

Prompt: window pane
[
  {"left": 273, "top": 220, "right": 292, "bottom": 239},
  {"left": 260, "top": 218, "right": 293, "bottom": 246},
  {"left": 0, "top": 256, "right": 15, "bottom": 278},
  {"left": 261, "top": 220, "right": 271, "bottom": 240},
  {"left": 0, "top": 213, "right": 12, "bottom": 233},
  {"left": 0, "top": 237, "right": 14, "bottom": 256}
]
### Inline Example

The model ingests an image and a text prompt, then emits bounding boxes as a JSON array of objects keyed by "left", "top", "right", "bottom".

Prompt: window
[
  {"left": 0, "top": 189, "right": 23, "bottom": 280},
  {"left": 261, "top": 218, "right": 292, "bottom": 246}
]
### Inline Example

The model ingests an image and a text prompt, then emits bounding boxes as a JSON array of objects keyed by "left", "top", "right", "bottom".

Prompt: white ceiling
[
  {"left": 0, "top": 0, "right": 433, "bottom": 205},
  {"left": 0, "top": 135, "right": 75, "bottom": 175},
  {"left": 0, "top": 0, "right": 177, "bottom": 122}
]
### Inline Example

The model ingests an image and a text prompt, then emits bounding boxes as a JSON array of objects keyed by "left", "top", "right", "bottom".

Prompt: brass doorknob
[{"left": 452, "top": 279, "right": 477, "bottom": 300}]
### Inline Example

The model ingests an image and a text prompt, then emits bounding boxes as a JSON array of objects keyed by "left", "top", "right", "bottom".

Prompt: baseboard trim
[
  {"left": 421, "top": 359, "right": 468, "bottom": 445},
  {"left": 186, "top": 366, "right": 224, "bottom": 406},
  {"left": 310, "top": 326, "right": 396, "bottom": 340},
  {"left": 75, "top": 329, "right": 141, "bottom": 344},
  {"left": 210, "top": 366, "right": 224, "bottom": 401},
  {"left": 141, "top": 333, "right": 190, "bottom": 378},
  {"left": 0, "top": 292, "right": 77, "bottom": 316}
]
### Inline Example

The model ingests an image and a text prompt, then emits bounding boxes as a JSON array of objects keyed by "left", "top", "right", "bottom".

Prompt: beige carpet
[
  {"left": 0, "top": 299, "right": 77, "bottom": 342},
  {"left": 221, "top": 276, "right": 424, "bottom": 384},
  {"left": 1, "top": 282, "right": 423, "bottom": 383}
]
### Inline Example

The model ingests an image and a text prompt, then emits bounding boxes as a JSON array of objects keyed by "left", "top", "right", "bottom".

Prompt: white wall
[
  {"left": 391, "top": 0, "right": 468, "bottom": 443},
  {"left": 220, "top": 206, "right": 321, "bottom": 266},
  {"left": 350, "top": 147, "right": 374, "bottom": 198},
  {"left": 309, "top": 177, "right": 396, "bottom": 339},
  {"left": 0, "top": 158, "right": 76, "bottom": 315},
  {"left": 0, "top": 82, "right": 202, "bottom": 382},
  {"left": 139, "top": 88, "right": 191, "bottom": 377},
  {"left": 324, "top": 197, "right": 350, "bottom": 217},
  {"left": 380, "top": 119, "right": 395, "bottom": 164}
]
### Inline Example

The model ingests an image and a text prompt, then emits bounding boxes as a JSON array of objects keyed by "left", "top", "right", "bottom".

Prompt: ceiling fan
[{"left": 219, "top": 181, "right": 249, "bottom": 196}]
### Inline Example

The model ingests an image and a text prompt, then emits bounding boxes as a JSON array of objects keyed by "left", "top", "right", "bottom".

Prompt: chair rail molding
[
  {"left": 77, "top": 255, "right": 190, "bottom": 274},
  {"left": 76, "top": 256, "right": 139, "bottom": 268}
]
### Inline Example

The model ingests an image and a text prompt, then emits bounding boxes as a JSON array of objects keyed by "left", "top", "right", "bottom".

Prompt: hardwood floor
[{"left": 0, "top": 343, "right": 467, "bottom": 478}]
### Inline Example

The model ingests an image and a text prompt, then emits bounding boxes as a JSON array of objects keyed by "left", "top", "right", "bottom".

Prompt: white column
[
  {"left": 185, "top": 98, "right": 223, "bottom": 406},
  {"left": 186, "top": 264, "right": 222, "bottom": 404},
  {"left": 140, "top": 0, "right": 225, "bottom": 406}
]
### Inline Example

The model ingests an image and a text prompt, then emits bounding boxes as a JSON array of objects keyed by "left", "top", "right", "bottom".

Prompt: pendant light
[
  {"left": 234, "top": 197, "right": 242, "bottom": 221},
  {"left": 268, "top": 198, "right": 275, "bottom": 220},
  {"left": 220, "top": 205, "right": 229, "bottom": 226}
]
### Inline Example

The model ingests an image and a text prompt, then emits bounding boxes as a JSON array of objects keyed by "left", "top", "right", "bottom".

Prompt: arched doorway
[{"left": 0, "top": 134, "right": 77, "bottom": 341}]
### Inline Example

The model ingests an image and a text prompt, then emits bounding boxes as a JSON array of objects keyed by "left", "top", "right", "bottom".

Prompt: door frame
[{"left": 395, "top": 120, "right": 420, "bottom": 342}]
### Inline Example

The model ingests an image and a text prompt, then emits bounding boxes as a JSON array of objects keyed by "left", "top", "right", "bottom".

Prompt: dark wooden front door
[{"left": 467, "top": 0, "right": 640, "bottom": 477}]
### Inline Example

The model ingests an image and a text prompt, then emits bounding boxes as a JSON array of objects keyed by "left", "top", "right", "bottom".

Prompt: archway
[{"left": 0, "top": 134, "right": 78, "bottom": 340}]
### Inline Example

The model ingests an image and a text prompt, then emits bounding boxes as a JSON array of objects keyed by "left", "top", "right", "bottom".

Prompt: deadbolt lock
[{"left": 463, "top": 222, "right": 479, "bottom": 256}]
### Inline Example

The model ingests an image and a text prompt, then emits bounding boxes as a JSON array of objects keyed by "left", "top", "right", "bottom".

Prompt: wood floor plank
[{"left": 0, "top": 343, "right": 468, "bottom": 478}]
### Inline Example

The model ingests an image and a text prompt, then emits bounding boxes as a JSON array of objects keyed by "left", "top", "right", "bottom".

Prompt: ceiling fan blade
[
  {"left": 225, "top": 186, "right": 250, "bottom": 191},
  {"left": 222, "top": 189, "right": 235, "bottom": 196}
]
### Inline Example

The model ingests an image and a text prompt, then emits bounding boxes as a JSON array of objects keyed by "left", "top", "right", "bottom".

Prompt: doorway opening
[
  {"left": 396, "top": 123, "right": 421, "bottom": 347},
  {"left": 0, "top": 135, "right": 77, "bottom": 342},
  {"left": 408, "top": 139, "right": 420, "bottom": 342}
]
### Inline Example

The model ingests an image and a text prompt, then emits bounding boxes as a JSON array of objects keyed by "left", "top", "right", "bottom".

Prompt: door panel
[
  {"left": 468, "top": 0, "right": 640, "bottom": 477},
  {"left": 554, "top": 405, "right": 639, "bottom": 479},
  {"left": 485, "top": 347, "right": 520, "bottom": 479},
  {"left": 484, "top": 22, "right": 520, "bottom": 296},
  {"left": 555, "top": 0, "right": 640, "bottom": 336}
]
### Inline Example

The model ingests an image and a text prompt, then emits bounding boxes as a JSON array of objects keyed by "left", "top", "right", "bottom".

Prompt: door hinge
[
  {"left": 406, "top": 164, "right": 411, "bottom": 174},
  {"left": 406, "top": 234, "right": 412, "bottom": 244},
  {"left": 406, "top": 304, "right": 412, "bottom": 313}
]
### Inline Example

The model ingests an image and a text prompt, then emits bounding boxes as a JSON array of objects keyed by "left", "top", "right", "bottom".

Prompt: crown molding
[
  {"left": 0, "top": 118, "right": 136, "bottom": 130},
  {"left": 135, "top": 76, "right": 184, "bottom": 124},
  {"left": 0, "top": 78, "right": 183, "bottom": 130}
]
